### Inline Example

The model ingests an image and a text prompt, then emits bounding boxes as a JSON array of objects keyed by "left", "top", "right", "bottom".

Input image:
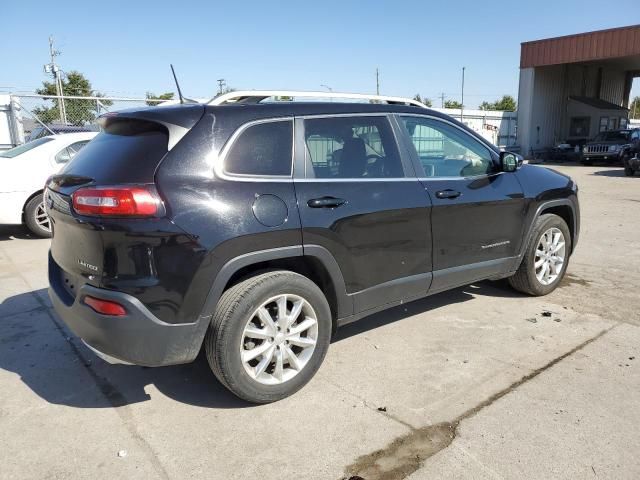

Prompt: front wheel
[
  {"left": 24, "top": 193, "right": 52, "bottom": 238},
  {"left": 508, "top": 214, "right": 572, "bottom": 296},
  {"left": 205, "top": 270, "right": 332, "bottom": 403},
  {"left": 624, "top": 167, "right": 634, "bottom": 177}
]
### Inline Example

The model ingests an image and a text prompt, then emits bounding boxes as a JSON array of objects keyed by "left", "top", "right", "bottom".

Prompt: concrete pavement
[{"left": 0, "top": 163, "right": 638, "bottom": 479}]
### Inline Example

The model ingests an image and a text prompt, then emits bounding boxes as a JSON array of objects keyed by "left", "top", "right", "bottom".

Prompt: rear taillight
[
  {"left": 72, "top": 186, "right": 160, "bottom": 217},
  {"left": 83, "top": 295, "right": 127, "bottom": 316}
]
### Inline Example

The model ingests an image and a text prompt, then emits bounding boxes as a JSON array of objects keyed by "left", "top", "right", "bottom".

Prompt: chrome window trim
[
  {"left": 418, "top": 172, "right": 504, "bottom": 182},
  {"left": 300, "top": 112, "right": 409, "bottom": 181},
  {"left": 216, "top": 117, "right": 295, "bottom": 182},
  {"left": 296, "top": 177, "right": 417, "bottom": 183}
]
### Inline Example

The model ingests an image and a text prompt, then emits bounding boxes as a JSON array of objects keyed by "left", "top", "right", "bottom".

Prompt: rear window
[
  {"left": 60, "top": 119, "right": 168, "bottom": 184},
  {"left": 0, "top": 137, "right": 54, "bottom": 158},
  {"left": 224, "top": 120, "right": 293, "bottom": 176}
]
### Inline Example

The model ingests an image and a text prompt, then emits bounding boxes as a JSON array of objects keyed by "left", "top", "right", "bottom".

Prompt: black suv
[
  {"left": 46, "top": 92, "right": 580, "bottom": 403},
  {"left": 581, "top": 128, "right": 640, "bottom": 169}
]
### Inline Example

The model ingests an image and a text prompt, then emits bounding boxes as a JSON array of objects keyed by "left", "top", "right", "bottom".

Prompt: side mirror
[{"left": 500, "top": 151, "right": 523, "bottom": 172}]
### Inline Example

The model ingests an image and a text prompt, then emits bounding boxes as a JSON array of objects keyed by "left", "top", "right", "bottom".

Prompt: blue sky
[{"left": 2, "top": 0, "right": 638, "bottom": 108}]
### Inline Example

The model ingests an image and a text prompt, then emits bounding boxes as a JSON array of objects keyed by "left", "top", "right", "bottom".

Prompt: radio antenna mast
[{"left": 170, "top": 64, "right": 184, "bottom": 104}]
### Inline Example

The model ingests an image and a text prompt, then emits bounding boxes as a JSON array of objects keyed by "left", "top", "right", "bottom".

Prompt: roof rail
[{"left": 207, "top": 90, "right": 428, "bottom": 108}]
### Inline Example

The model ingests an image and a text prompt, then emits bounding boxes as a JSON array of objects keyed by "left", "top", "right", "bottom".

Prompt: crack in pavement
[{"left": 341, "top": 326, "right": 616, "bottom": 480}]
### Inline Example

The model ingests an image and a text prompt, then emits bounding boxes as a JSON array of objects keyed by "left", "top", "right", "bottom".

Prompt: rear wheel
[
  {"left": 205, "top": 270, "right": 332, "bottom": 403},
  {"left": 24, "top": 193, "right": 51, "bottom": 238},
  {"left": 508, "top": 214, "right": 571, "bottom": 296}
]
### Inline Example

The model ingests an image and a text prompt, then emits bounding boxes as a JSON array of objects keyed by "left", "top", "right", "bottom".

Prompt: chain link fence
[{"left": 9, "top": 94, "right": 167, "bottom": 143}]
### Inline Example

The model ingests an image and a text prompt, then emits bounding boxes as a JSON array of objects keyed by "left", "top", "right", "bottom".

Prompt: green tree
[
  {"left": 145, "top": 92, "right": 175, "bottom": 106},
  {"left": 413, "top": 94, "right": 433, "bottom": 107},
  {"left": 444, "top": 100, "right": 462, "bottom": 109},
  {"left": 479, "top": 95, "right": 517, "bottom": 111},
  {"left": 34, "top": 71, "right": 112, "bottom": 125},
  {"left": 630, "top": 96, "right": 640, "bottom": 119},
  {"left": 493, "top": 95, "right": 517, "bottom": 111}
]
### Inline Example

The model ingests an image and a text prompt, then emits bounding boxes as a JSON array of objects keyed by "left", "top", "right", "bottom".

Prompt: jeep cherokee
[{"left": 46, "top": 91, "right": 580, "bottom": 403}]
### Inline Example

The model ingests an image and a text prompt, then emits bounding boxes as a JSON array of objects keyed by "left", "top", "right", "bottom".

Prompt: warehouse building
[{"left": 517, "top": 25, "right": 640, "bottom": 157}]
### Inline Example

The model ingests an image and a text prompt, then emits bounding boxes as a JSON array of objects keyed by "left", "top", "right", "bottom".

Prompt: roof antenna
[{"left": 170, "top": 64, "right": 184, "bottom": 104}]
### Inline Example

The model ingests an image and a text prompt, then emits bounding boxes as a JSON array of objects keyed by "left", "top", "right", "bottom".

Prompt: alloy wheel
[
  {"left": 35, "top": 201, "right": 51, "bottom": 233},
  {"left": 240, "top": 294, "right": 318, "bottom": 385},
  {"left": 534, "top": 227, "right": 566, "bottom": 285}
]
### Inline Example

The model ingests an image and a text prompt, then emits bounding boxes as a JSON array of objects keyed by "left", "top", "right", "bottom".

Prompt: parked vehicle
[
  {"left": 0, "top": 132, "right": 97, "bottom": 236},
  {"left": 27, "top": 124, "right": 98, "bottom": 142},
  {"left": 46, "top": 91, "right": 580, "bottom": 403},
  {"left": 624, "top": 153, "right": 640, "bottom": 176},
  {"left": 581, "top": 128, "right": 640, "bottom": 165}
]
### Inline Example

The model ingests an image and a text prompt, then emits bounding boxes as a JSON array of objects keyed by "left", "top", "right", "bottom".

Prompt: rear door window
[
  {"left": 54, "top": 141, "right": 90, "bottom": 164},
  {"left": 224, "top": 120, "right": 293, "bottom": 176},
  {"left": 303, "top": 116, "right": 403, "bottom": 178}
]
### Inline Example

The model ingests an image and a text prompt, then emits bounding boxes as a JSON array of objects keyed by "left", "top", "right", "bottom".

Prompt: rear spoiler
[{"left": 98, "top": 104, "right": 205, "bottom": 150}]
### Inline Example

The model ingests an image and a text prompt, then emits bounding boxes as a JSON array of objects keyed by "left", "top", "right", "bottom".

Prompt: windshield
[
  {"left": 594, "top": 131, "right": 630, "bottom": 142},
  {"left": 0, "top": 137, "right": 55, "bottom": 158}
]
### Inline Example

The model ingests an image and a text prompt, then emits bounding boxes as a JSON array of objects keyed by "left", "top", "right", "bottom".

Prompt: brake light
[
  {"left": 72, "top": 186, "right": 160, "bottom": 216},
  {"left": 83, "top": 295, "right": 127, "bottom": 316}
]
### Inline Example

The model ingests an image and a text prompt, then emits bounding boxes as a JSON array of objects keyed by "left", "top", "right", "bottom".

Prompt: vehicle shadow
[
  {"left": 0, "top": 281, "right": 519, "bottom": 410},
  {"left": 0, "top": 225, "right": 37, "bottom": 241},
  {"left": 592, "top": 169, "right": 630, "bottom": 178},
  {"left": 334, "top": 280, "right": 523, "bottom": 342}
]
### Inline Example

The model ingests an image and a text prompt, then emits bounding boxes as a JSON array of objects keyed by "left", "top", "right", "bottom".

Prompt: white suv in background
[{"left": 0, "top": 132, "right": 97, "bottom": 237}]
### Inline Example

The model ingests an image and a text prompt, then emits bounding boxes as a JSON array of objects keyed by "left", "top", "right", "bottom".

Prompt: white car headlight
[
  {"left": 582, "top": 146, "right": 588, "bottom": 153},
  {"left": 608, "top": 145, "right": 619, "bottom": 152}
]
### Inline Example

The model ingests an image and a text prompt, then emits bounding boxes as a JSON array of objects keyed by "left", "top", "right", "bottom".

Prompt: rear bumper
[{"left": 48, "top": 252, "right": 208, "bottom": 366}]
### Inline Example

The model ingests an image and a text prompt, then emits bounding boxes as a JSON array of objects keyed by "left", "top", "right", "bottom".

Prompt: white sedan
[{"left": 0, "top": 132, "right": 97, "bottom": 237}]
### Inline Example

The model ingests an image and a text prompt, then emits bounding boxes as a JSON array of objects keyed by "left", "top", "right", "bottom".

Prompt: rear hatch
[{"left": 46, "top": 104, "right": 204, "bottom": 295}]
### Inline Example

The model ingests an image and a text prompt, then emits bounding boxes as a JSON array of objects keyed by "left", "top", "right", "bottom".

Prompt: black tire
[
  {"left": 508, "top": 214, "right": 572, "bottom": 296},
  {"left": 24, "top": 193, "right": 51, "bottom": 238},
  {"left": 581, "top": 159, "right": 592, "bottom": 166},
  {"left": 205, "top": 270, "right": 332, "bottom": 404},
  {"left": 624, "top": 167, "right": 634, "bottom": 177}
]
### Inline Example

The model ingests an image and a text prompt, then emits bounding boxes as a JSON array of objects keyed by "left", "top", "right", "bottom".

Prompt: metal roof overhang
[{"left": 520, "top": 25, "right": 640, "bottom": 69}]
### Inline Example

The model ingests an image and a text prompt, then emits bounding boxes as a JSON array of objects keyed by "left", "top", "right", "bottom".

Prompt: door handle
[
  {"left": 307, "top": 196, "right": 347, "bottom": 208},
  {"left": 435, "top": 189, "right": 461, "bottom": 199}
]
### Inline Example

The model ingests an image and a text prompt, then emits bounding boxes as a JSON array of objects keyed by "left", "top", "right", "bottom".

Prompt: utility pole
[
  {"left": 217, "top": 78, "right": 226, "bottom": 96},
  {"left": 44, "top": 36, "right": 66, "bottom": 123},
  {"left": 375, "top": 68, "right": 379, "bottom": 95},
  {"left": 439, "top": 92, "right": 446, "bottom": 108},
  {"left": 460, "top": 66, "right": 466, "bottom": 122}
]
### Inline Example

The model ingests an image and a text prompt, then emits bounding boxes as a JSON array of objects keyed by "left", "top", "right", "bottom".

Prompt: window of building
[{"left": 569, "top": 117, "right": 591, "bottom": 137}]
